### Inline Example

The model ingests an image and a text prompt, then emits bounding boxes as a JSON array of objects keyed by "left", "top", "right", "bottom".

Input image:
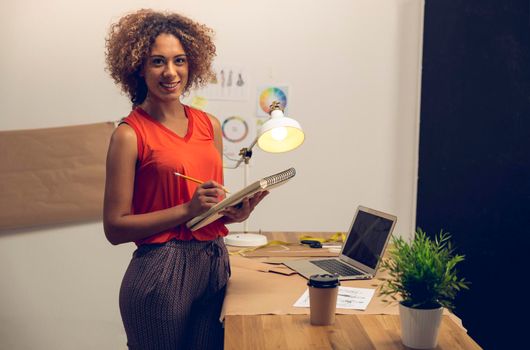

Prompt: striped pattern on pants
[{"left": 119, "top": 237, "right": 230, "bottom": 350}]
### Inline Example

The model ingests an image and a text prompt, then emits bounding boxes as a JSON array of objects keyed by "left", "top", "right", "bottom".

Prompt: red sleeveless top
[{"left": 121, "top": 105, "right": 228, "bottom": 245}]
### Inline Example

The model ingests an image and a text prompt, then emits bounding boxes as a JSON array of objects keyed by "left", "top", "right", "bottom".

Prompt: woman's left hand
[{"left": 220, "top": 191, "right": 269, "bottom": 224}]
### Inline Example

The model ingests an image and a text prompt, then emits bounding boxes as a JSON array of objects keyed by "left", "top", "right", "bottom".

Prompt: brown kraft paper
[
  {"left": 221, "top": 256, "right": 463, "bottom": 329},
  {"left": 0, "top": 122, "right": 115, "bottom": 231}
]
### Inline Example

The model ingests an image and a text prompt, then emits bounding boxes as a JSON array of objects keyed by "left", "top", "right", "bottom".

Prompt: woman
[{"left": 103, "top": 9, "right": 268, "bottom": 349}]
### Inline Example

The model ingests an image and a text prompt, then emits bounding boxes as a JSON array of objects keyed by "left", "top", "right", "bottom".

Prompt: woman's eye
[
  {"left": 175, "top": 57, "right": 187, "bottom": 65},
  {"left": 152, "top": 58, "right": 164, "bottom": 65}
]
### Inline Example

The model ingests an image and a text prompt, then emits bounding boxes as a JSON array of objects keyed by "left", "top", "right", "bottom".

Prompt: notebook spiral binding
[{"left": 264, "top": 167, "right": 296, "bottom": 186}]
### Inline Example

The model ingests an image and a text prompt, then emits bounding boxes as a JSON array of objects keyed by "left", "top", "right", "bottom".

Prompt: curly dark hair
[{"left": 105, "top": 9, "right": 216, "bottom": 105}]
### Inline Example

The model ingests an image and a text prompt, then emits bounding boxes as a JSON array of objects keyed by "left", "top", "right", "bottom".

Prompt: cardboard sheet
[
  {"left": 240, "top": 244, "right": 340, "bottom": 257},
  {"left": 0, "top": 122, "right": 115, "bottom": 230},
  {"left": 222, "top": 255, "right": 463, "bottom": 328},
  {"left": 230, "top": 256, "right": 296, "bottom": 275},
  {"left": 222, "top": 255, "right": 398, "bottom": 318}
]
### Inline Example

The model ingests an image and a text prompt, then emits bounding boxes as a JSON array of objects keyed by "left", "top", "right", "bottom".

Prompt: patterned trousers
[{"left": 119, "top": 237, "right": 230, "bottom": 350}]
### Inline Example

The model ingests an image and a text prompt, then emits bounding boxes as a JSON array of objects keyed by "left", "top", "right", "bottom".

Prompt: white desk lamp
[{"left": 224, "top": 101, "right": 305, "bottom": 247}]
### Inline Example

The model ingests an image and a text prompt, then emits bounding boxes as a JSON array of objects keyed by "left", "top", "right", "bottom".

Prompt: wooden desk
[
  {"left": 223, "top": 232, "right": 482, "bottom": 349},
  {"left": 225, "top": 315, "right": 481, "bottom": 349}
]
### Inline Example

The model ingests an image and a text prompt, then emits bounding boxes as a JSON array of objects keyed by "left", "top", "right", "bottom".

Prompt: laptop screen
[{"left": 341, "top": 210, "right": 394, "bottom": 269}]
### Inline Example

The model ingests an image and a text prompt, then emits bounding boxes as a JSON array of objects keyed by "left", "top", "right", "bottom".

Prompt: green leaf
[{"left": 377, "top": 228, "right": 471, "bottom": 310}]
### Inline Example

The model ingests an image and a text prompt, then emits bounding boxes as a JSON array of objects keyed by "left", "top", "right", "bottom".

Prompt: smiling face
[{"left": 141, "top": 33, "right": 189, "bottom": 103}]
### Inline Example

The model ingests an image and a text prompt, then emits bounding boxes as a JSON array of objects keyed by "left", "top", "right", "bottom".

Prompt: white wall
[{"left": 0, "top": 0, "right": 424, "bottom": 349}]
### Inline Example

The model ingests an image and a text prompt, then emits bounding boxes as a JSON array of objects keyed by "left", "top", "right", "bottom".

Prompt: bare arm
[{"left": 103, "top": 123, "right": 224, "bottom": 245}]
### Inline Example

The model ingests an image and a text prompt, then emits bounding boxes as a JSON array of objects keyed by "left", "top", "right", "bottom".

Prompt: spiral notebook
[{"left": 186, "top": 167, "right": 296, "bottom": 231}]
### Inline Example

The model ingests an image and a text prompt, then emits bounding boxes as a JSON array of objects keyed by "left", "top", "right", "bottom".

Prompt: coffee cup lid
[{"left": 307, "top": 274, "right": 340, "bottom": 288}]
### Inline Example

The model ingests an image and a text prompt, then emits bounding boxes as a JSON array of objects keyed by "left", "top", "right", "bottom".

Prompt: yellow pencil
[{"left": 174, "top": 172, "right": 230, "bottom": 194}]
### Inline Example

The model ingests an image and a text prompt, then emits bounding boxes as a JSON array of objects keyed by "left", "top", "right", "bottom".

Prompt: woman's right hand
[{"left": 186, "top": 181, "right": 226, "bottom": 217}]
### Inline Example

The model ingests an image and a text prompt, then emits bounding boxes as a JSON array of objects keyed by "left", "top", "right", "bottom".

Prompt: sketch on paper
[{"left": 196, "top": 65, "right": 248, "bottom": 101}]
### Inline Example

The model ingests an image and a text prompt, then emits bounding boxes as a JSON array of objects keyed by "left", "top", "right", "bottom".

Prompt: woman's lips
[{"left": 160, "top": 81, "right": 180, "bottom": 92}]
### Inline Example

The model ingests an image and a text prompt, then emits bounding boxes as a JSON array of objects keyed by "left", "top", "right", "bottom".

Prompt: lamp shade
[{"left": 257, "top": 109, "right": 305, "bottom": 153}]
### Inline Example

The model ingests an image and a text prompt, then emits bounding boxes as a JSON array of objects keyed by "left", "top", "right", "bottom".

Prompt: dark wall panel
[{"left": 417, "top": 1, "right": 530, "bottom": 348}]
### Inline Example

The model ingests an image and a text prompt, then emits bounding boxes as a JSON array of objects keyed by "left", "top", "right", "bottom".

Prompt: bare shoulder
[
  {"left": 111, "top": 123, "right": 136, "bottom": 144},
  {"left": 107, "top": 123, "right": 137, "bottom": 158}
]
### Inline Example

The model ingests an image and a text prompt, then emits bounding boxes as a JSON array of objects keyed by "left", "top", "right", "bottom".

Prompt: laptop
[{"left": 283, "top": 206, "right": 397, "bottom": 280}]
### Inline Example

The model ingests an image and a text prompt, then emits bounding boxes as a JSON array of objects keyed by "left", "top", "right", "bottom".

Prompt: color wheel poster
[
  {"left": 256, "top": 86, "right": 289, "bottom": 117},
  {"left": 221, "top": 115, "right": 254, "bottom": 165}
]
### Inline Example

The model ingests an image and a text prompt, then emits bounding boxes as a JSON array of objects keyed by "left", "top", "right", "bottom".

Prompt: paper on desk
[{"left": 293, "top": 286, "right": 375, "bottom": 310}]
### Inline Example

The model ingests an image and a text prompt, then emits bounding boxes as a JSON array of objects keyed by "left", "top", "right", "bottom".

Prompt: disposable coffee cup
[{"left": 307, "top": 274, "right": 340, "bottom": 325}]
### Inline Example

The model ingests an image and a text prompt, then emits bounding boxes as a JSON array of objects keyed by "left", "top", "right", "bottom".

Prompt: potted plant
[{"left": 378, "top": 228, "right": 470, "bottom": 349}]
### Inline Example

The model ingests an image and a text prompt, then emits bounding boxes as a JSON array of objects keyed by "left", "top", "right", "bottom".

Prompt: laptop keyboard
[{"left": 310, "top": 259, "right": 363, "bottom": 277}]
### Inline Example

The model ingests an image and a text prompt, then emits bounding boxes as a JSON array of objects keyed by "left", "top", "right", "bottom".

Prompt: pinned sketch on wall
[
  {"left": 197, "top": 65, "right": 248, "bottom": 101},
  {"left": 221, "top": 115, "right": 254, "bottom": 166},
  {"left": 189, "top": 96, "right": 208, "bottom": 110},
  {"left": 257, "top": 85, "right": 289, "bottom": 117}
]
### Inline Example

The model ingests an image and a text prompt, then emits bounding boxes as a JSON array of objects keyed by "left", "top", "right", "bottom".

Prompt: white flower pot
[{"left": 399, "top": 303, "right": 443, "bottom": 349}]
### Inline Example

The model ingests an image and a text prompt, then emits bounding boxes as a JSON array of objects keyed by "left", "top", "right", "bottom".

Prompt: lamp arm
[
  {"left": 233, "top": 136, "right": 259, "bottom": 168},
  {"left": 223, "top": 137, "right": 259, "bottom": 233},
  {"left": 246, "top": 137, "right": 259, "bottom": 154}
]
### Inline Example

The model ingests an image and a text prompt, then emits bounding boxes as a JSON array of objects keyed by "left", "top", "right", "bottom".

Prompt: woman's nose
[{"left": 163, "top": 62, "right": 177, "bottom": 78}]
